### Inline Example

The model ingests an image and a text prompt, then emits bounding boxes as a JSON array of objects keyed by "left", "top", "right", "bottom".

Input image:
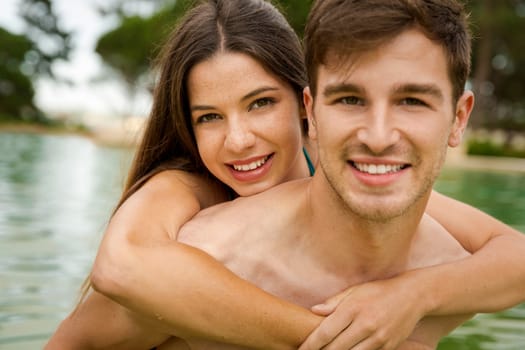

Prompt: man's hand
[{"left": 299, "top": 276, "right": 425, "bottom": 350}]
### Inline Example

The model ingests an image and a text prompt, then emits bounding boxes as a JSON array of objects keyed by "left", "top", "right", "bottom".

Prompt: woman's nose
[{"left": 224, "top": 118, "right": 256, "bottom": 153}]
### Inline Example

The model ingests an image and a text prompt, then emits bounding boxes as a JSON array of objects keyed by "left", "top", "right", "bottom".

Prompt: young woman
[{"left": 46, "top": 0, "right": 525, "bottom": 349}]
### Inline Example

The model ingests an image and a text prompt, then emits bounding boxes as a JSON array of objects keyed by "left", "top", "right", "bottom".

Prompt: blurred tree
[
  {"left": 469, "top": 0, "right": 525, "bottom": 132},
  {"left": 0, "top": 0, "right": 72, "bottom": 123},
  {"left": 0, "top": 27, "right": 38, "bottom": 121},
  {"left": 18, "top": 0, "right": 73, "bottom": 79},
  {"left": 275, "top": 0, "right": 313, "bottom": 37},
  {"left": 94, "top": 0, "right": 191, "bottom": 115}
]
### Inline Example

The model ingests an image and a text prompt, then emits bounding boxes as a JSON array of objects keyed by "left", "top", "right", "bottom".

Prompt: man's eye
[
  {"left": 249, "top": 97, "right": 275, "bottom": 111},
  {"left": 401, "top": 98, "right": 426, "bottom": 106},
  {"left": 338, "top": 96, "right": 362, "bottom": 105},
  {"left": 195, "top": 113, "right": 221, "bottom": 124}
]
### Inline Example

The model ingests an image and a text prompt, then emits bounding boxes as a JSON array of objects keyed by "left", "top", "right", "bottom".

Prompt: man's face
[{"left": 304, "top": 28, "right": 473, "bottom": 221}]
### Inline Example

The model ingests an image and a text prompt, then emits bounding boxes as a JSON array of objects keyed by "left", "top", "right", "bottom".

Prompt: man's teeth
[
  {"left": 233, "top": 156, "right": 269, "bottom": 172},
  {"left": 353, "top": 163, "right": 404, "bottom": 175}
]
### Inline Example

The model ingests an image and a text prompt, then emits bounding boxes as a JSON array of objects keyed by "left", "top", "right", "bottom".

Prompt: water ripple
[{"left": 1, "top": 132, "right": 524, "bottom": 349}]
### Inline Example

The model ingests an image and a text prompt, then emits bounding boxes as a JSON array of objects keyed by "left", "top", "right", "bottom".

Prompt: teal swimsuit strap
[{"left": 302, "top": 147, "right": 315, "bottom": 176}]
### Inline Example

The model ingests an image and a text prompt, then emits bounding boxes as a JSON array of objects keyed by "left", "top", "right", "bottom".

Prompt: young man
[{"left": 171, "top": 0, "right": 475, "bottom": 348}]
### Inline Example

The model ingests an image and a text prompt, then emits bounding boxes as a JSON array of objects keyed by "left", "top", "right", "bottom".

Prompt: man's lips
[{"left": 350, "top": 161, "right": 409, "bottom": 175}]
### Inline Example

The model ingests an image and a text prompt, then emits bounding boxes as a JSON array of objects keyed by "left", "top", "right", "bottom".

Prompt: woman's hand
[{"left": 299, "top": 276, "right": 424, "bottom": 350}]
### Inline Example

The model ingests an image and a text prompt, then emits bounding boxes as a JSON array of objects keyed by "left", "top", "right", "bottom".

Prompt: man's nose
[{"left": 356, "top": 107, "right": 400, "bottom": 154}]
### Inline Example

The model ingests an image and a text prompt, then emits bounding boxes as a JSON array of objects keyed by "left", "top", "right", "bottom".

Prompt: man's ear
[
  {"left": 449, "top": 90, "right": 474, "bottom": 147},
  {"left": 303, "top": 86, "right": 317, "bottom": 140}
]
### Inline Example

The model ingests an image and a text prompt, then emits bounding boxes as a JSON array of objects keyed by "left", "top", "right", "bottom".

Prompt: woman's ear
[
  {"left": 449, "top": 90, "right": 474, "bottom": 147},
  {"left": 303, "top": 86, "right": 317, "bottom": 140}
]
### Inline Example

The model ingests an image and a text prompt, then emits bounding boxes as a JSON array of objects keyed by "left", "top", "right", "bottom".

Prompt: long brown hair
[
  {"left": 117, "top": 0, "right": 307, "bottom": 208},
  {"left": 78, "top": 0, "right": 307, "bottom": 304}
]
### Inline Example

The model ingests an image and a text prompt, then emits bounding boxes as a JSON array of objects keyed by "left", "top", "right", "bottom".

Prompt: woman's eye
[
  {"left": 249, "top": 97, "right": 275, "bottom": 111},
  {"left": 195, "top": 113, "right": 221, "bottom": 124},
  {"left": 338, "top": 96, "right": 362, "bottom": 105}
]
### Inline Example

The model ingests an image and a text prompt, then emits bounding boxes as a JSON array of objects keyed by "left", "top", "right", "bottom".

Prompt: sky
[{"left": 0, "top": 0, "right": 152, "bottom": 119}]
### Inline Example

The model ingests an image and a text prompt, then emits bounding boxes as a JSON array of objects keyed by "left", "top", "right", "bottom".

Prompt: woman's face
[{"left": 188, "top": 52, "right": 307, "bottom": 196}]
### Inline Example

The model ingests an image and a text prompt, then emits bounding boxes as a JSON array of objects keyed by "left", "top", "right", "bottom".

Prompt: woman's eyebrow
[
  {"left": 191, "top": 86, "right": 279, "bottom": 112},
  {"left": 190, "top": 104, "right": 215, "bottom": 112},
  {"left": 241, "top": 86, "right": 279, "bottom": 102}
]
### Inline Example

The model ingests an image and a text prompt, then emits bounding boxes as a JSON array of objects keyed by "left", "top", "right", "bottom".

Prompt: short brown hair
[{"left": 304, "top": 0, "right": 471, "bottom": 102}]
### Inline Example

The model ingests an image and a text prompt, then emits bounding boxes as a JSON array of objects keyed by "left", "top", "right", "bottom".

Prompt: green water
[
  {"left": 0, "top": 132, "right": 524, "bottom": 349},
  {"left": 0, "top": 132, "right": 131, "bottom": 349},
  {"left": 434, "top": 169, "right": 525, "bottom": 350}
]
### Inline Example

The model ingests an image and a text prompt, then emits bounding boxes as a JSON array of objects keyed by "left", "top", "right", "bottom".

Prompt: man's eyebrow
[
  {"left": 323, "top": 83, "right": 365, "bottom": 98},
  {"left": 393, "top": 83, "right": 444, "bottom": 101}
]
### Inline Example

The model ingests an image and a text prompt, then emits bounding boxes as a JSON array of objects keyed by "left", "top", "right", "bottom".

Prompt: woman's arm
[
  {"left": 45, "top": 291, "right": 171, "bottom": 349},
  {"left": 98, "top": 242, "right": 322, "bottom": 348},
  {"left": 419, "top": 189, "right": 525, "bottom": 313},
  {"left": 89, "top": 170, "right": 322, "bottom": 349}
]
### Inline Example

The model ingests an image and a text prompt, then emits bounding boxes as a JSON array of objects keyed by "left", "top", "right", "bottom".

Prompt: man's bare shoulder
[
  {"left": 177, "top": 178, "right": 310, "bottom": 255},
  {"left": 409, "top": 213, "right": 470, "bottom": 270},
  {"left": 184, "top": 178, "right": 310, "bottom": 229}
]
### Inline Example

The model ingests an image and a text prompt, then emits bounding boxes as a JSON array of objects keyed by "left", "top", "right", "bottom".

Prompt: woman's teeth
[
  {"left": 353, "top": 162, "right": 404, "bottom": 175},
  {"left": 233, "top": 156, "right": 269, "bottom": 172}
]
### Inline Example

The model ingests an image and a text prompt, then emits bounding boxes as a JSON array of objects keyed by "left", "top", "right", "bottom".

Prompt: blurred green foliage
[
  {"left": 18, "top": 0, "right": 72, "bottom": 78},
  {"left": 467, "top": 139, "right": 525, "bottom": 158},
  {"left": 469, "top": 0, "right": 525, "bottom": 131},
  {"left": 0, "top": 0, "right": 71, "bottom": 123},
  {"left": 275, "top": 0, "right": 313, "bottom": 37},
  {"left": 2, "top": 0, "right": 525, "bottom": 144},
  {"left": 0, "top": 27, "right": 37, "bottom": 121},
  {"left": 95, "top": 1, "right": 192, "bottom": 89}
]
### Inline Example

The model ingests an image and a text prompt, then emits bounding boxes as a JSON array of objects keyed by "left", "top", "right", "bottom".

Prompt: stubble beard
[{"left": 319, "top": 145, "right": 448, "bottom": 223}]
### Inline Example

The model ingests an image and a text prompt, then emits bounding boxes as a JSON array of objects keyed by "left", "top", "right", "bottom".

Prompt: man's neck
[{"left": 302, "top": 173, "right": 430, "bottom": 281}]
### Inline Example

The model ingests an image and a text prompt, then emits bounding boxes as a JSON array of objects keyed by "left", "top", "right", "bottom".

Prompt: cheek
[
  {"left": 315, "top": 119, "right": 345, "bottom": 149},
  {"left": 280, "top": 117, "right": 304, "bottom": 154},
  {"left": 195, "top": 129, "right": 221, "bottom": 170},
  {"left": 266, "top": 106, "right": 304, "bottom": 147},
  {"left": 414, "top": 123, "right": 451, "bottom": 155}
]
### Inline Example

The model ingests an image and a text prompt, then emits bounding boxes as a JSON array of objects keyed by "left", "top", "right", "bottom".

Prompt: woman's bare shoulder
[
  {"left": 140, "top": 170, "right": 229, "bottom": 209},
  {"left": 109, "top": 170, "right": 227, "bottom": 242}
]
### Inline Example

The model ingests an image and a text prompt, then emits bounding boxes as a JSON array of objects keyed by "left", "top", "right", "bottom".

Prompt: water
[
  {"left": 434, "top": 169, "right": 525, "bottom": 350},
  {"left": 0, "top": 132, "right": 524, "bottom": 349},
  {"left": 0, "top": 132, "right": 132, "bottom": 349}
]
